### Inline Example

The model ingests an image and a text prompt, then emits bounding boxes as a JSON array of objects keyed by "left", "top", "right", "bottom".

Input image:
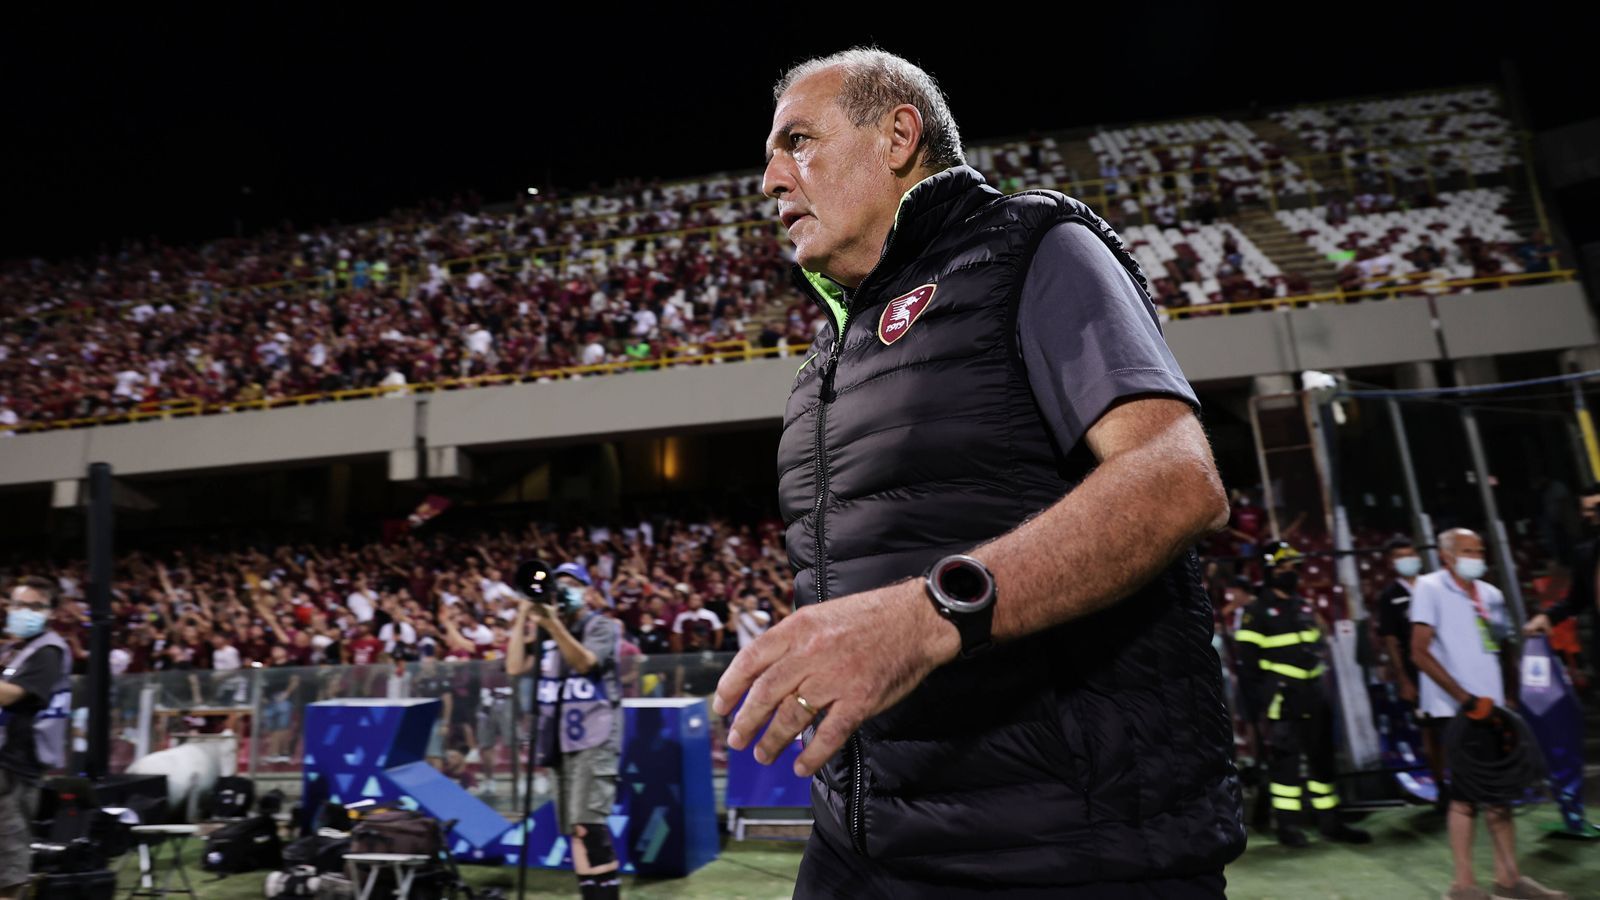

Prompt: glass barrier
[{"left": 68, "top": 651, "right": 742, "bottom": 818}]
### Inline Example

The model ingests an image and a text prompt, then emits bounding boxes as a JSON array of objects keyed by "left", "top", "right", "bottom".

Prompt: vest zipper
[{"left": 803, "top": 227, "right": 901, "bottom": 860}]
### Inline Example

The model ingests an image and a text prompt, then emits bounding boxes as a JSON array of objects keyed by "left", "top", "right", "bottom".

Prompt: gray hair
[
  {"left": 1438, "top": 527, "right": 1477, "bottom": 555},
  {"left": 774, "top": 47, "right": 965, "bottom": 173}
]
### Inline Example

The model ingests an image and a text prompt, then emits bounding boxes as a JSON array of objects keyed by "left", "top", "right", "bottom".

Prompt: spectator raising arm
[{"left": 439, "top": 607, "right": 478, "bottom": 657}]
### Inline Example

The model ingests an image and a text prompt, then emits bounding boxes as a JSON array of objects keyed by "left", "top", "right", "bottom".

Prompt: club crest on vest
[{"left": 878, "top": 283, "right": 936, "bottom": 345}]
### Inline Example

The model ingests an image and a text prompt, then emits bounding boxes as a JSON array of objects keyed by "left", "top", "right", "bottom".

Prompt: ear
[{"left": 884, "top": 103, "right": 924, "bottom": 173}]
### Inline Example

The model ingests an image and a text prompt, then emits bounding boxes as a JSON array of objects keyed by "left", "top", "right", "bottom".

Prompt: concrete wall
[{"left": 1, "top": 281, "right": 1592, "bottom": 488}]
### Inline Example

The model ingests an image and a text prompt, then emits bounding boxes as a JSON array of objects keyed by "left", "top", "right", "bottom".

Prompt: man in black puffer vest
[{"left": 714, "top": 48, "right": 1245, "bottom": 898}]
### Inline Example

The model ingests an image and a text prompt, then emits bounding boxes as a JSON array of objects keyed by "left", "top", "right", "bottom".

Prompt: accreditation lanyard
[{"left": 1461, "top": 583, "right": 1499, "bottom": 654}]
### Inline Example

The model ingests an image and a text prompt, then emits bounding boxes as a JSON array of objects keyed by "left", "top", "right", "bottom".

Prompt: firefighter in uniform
[{"left": 1235, "top": 542, "right": 1372, "bottom": 848}]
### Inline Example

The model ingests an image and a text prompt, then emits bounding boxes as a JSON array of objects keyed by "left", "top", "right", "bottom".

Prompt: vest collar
[
  {"left": 796, "top": 165, "right": 997, "bottom": 330},
  {"left": 888, "top": 165, "right": 995, "bottom": 260}
]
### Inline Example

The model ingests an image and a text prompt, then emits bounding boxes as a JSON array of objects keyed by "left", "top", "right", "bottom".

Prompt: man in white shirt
[
  {"left": 465, "top": 323, "right": 493, "bottom": 357},
  {"left": 632, "top": 306, "right": 658, "bottom": 337},
  {"left": 732, "top": 592, "right": 771, "bottom": 650},
  {"left": 113, "top": 369, "right": 146, "bottom": 400},
  {"left": 210, "top": 633, "right": 242, "bottom": 672},
  {"left": 459, "top": 613, "right": 495, "bottom": 648},
  {"left": 1411, "top": 528, "right": 1563, "bottom": 900},
  {"left": 345, "top": 576, "right": 377, "bottom": 624},
  {"left": 671, "top": 594, "right": 724, "bottom": 653},
  {"left": 480, "top": 570, "right": 516, "bottom": 607},
  {"left": 210, "top": 632, "right": 245, "bottom": 703},
  {"left": 379, "top": 616, "right": 419, "bottom": 658}
]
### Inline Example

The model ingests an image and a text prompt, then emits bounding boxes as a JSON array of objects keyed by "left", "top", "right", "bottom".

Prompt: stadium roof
[{"left": 4, "top": 5, "right": 1593, "bottom": 259}]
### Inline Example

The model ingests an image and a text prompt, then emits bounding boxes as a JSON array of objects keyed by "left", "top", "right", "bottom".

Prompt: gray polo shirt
[
  {"left": 1410, "top": 569, "right": 1508, "bottom": 718},
  {"left": 1017, "top": 222, "right": 1198, "bottom": 454}
]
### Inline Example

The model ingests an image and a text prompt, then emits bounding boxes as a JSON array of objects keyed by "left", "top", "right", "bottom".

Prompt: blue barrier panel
[
  {"left": 724, "top": 701, "right": 811, "bottom": 810},
  {"left": 302, "top": 697, "right": 720, "bottom": 875},
  {"left": 1520, "top": 636, "right": 1598, "bottom": 836},
  {"left": 611, "top": 698, "right": 719, "bottom": 877}
]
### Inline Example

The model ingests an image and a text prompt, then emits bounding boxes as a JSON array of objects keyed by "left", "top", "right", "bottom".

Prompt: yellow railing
[
  {"left": 9, "top": 270, "right": 1579, "bottom": 434},
  {"left": 10, "top": 340, "right": 779, "bottom": 433},
  {"left": 1162, "top": 269, "right": 1576, "bottom": 319}
]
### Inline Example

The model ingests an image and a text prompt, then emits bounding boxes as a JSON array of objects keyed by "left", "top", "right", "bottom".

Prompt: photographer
[
  {"left": 505, "top": 563, "right": 621, "bottom": 900},
  {"left": 0, "top": 578, "right": 71, "bottom": 900}
]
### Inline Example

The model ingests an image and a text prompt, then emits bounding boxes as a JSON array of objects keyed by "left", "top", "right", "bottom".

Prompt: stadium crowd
[
  {"left": 9, "top": 486, "right": 1562, "bottom": 684},
  {"left": 22, "top": 514, "right": 793, "bottom": 682},
  {"left": 0, "top": 222, "right": 816, "bottom": 429}
]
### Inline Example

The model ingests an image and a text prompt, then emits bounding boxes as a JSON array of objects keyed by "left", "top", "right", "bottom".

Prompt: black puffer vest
[{"left": 777, "top": 166, "right": 1243, "bottom": 885}]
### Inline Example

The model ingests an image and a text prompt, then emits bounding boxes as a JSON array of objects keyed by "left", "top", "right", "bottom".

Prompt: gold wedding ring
[{"left": 795, "top": 695, "right": 820, "bottom": 717}]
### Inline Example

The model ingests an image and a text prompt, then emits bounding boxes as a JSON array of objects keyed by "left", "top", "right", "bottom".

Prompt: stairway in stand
[{"left": 1230, "top": 208, "right": 1341, "bottom": 293}]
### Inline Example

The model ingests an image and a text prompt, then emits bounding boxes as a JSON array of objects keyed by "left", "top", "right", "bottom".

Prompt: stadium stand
[
  {"left": 0, "top": 84, "right": 1568, "bottom": 435},
  {"left": 1279, "top": 188, "right": 1538, "bottom": 291}
]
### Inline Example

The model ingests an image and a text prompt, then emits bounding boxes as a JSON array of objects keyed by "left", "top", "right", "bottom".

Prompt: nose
[{"left": 763, "top": 155, "right": 794, "bottom": 201}]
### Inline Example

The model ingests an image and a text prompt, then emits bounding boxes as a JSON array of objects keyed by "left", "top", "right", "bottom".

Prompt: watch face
[{"left": 933, "top": 556, "right": 993, "bottom": 613}]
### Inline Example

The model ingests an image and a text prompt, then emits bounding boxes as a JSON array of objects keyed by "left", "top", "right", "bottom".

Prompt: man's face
[
  {"left": 1390, "top": 547, "right": 1418, "bottom": 566},
  {"left": 763, "top": 68, "right": 901, "bottom": 281}
]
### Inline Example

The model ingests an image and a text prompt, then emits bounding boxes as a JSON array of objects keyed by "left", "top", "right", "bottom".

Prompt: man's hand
[
  {"left": 1398, "top": 679, "right": 1417, "bottom": 705},
  {"left": 1523, "top": 613, "right": 1552, "bottom": 636},
  {"left": 522, "top": 600, "right": 558, "bottom": 629},
  {"left": 1462, "top": 695, "right": 1494, "bottom": 720},
  {"left": 713, "top": 579, "right": 957, "bottom": 777}
]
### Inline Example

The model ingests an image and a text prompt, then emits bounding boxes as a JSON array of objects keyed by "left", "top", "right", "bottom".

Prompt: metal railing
[
  {"left": 1161, "top": 268, "right": 1577, "bottom": 319},
  {"left": 78, "top": 652, "right": 739, "bottom": 814}
]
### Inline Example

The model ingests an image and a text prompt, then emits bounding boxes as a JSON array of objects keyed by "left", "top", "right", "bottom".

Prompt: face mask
[
  {"left": 1453, "top": 558, "right": 1487, "bottom": 582},
  {"left": 1394, "top": 557, "right": 1422, "bottom": 578},
  {"left": 6, "top": 609, "right": 47, "bottom": 639},
  {"left": 1271, "top": 570, "right": 1300, "bottom": 593},
  {"left": 559, "top": 585, "right": 587, "bottom": 614}
]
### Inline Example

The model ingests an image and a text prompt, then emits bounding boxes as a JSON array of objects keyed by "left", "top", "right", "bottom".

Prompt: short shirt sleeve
[
  {"left": 1410, "top": 578, "right": 1441, "bottom": 630},
  {"left": 1017, "top": 221, "right": 1199, "bottom": 453},
  {"left": 1375, "top": 583, "right": 1411, "bottom": 640},
  {"left": 4, "top": 646, "right": 62, "bottom": 712}
]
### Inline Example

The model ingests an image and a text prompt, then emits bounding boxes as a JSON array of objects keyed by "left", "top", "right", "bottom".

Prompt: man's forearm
[
  {"left": 505, "top": 612, "right": 529, "bottom": 675},
  {"left": 1383, "top": 636, "right": 1414, "bottom": 689},
  {"left": 546, "top": 619, "right": 597, "bottom": 673},
  {"left": 970, "top": 419, "right": 1225, "bottom": 647}
]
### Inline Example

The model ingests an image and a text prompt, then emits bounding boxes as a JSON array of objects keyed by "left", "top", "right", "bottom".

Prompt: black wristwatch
[{"left": 924, "top": 554, "right": 996, "bottom": 659}]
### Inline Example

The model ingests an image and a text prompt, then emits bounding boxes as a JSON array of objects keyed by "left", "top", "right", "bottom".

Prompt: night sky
[{"left": 5, "top": 6, "right": 1595, "bottom": 261}]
